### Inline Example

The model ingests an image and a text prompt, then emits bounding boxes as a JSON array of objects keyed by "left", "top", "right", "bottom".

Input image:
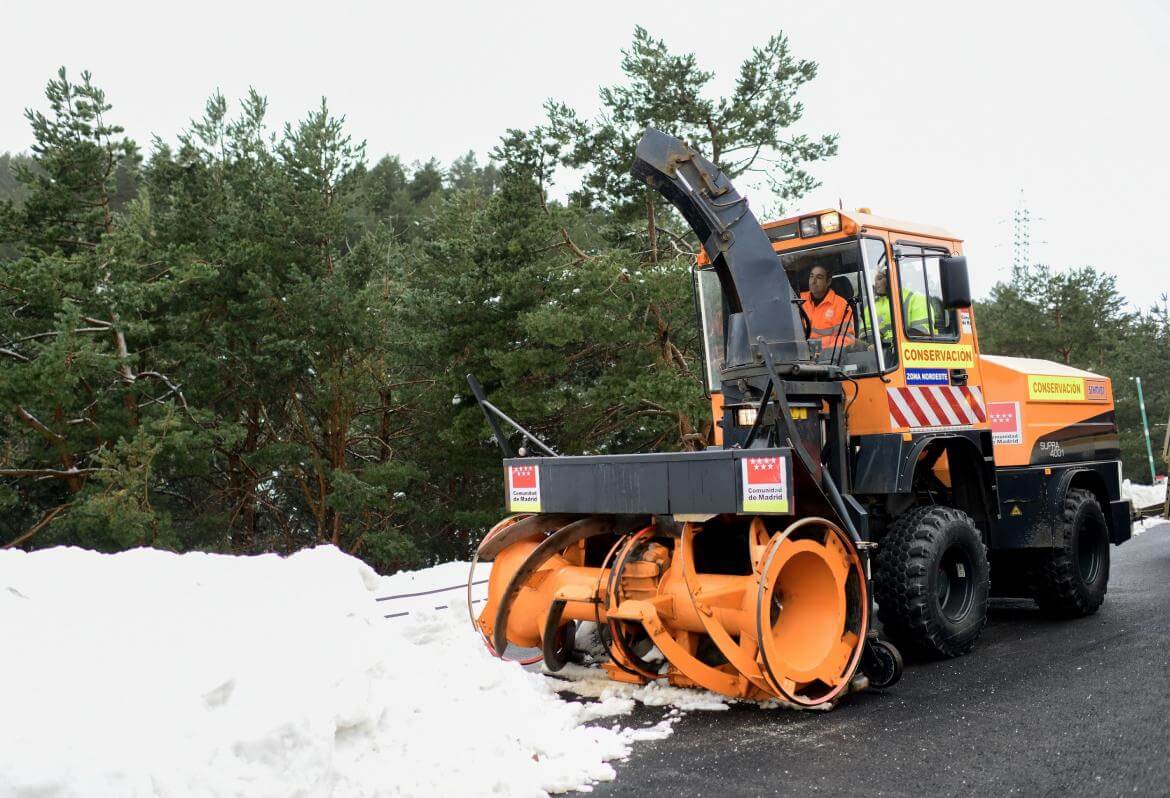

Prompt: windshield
[
  {"left": 695, "top": 240, "right": 894, "bottom": 393},
  {"left": 781, "top": 240, "right": 892, "bottom": 375}
]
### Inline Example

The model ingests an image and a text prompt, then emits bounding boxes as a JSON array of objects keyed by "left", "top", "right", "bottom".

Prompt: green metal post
[{"left": 1134, "top": 376, "right": 1156, "bottom": 484}]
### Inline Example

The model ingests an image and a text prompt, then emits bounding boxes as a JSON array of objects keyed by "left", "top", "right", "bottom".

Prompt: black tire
[
  {"left": 1030, "top": 488, "right": 1110, "bottom": 617},
  {"left": 875, "top": 505, "right": 990, "bottom": 658}
]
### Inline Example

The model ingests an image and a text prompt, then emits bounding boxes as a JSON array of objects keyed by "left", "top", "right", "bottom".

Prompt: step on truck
[{"left": 466, "top": 128, "right": 1132, "bottom": 707}]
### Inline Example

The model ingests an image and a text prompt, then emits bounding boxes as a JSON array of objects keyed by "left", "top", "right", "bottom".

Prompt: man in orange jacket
[{"left": 801, "top": 264, "right": 856, "bottom": 353}]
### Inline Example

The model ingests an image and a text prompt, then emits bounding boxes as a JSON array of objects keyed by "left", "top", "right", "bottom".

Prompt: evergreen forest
[{"left": 2, "top": 29, "right": 1165, "bottom": 571}]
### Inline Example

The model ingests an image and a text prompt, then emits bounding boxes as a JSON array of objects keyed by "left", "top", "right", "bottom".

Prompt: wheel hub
[
  {"left": 1077, "top": 518, "right": 1105, "bottom": 583},
  {"left": 937, "top": 545, "right": 975, "bottom": 622}
]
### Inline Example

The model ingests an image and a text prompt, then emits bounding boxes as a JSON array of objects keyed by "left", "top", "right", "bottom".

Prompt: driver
[{"left": 801, "top": 264, "right": 855, "bottom": 351}]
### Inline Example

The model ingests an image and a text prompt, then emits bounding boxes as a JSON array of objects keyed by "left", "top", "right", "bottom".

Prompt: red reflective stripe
[
  {"left": 892, "top": 388, "right": 914, "bottom": 425},
  {"left": 901, "top": 387, "right": 932, "bottom": 425},
  {"left": 887, "top": 390, "right": 911, "bottom": 428},
  {"left": 960, "top": 386, "right": 986, "bottom": 421},
  {"left": 917, "top": 386, "right": 949, "bottom": 425},
  {"left": 940, "top": 386, "right": 971, "bottom": 424}
]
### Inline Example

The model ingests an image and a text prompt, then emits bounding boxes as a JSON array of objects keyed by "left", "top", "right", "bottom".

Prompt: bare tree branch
[
  {"left": 0, "top": 347, "right": 29, "bottom": 362},
  {"left": 3, "top": 503, "right": 71, "bottom": 549},
  {"left": 0, "top": 467, "right": 109, "bottom": 478}
]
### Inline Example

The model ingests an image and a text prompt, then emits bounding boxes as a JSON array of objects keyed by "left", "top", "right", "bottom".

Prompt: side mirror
[{"left": 939, "top": 255, "right": 972, "bottom": 309}]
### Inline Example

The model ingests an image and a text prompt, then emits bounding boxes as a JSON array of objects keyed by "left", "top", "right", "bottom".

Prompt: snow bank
[
  {"left": 0, "top": 546, "right": 690, "bottom": 797},
  {"left": 1123, "top": 479, "right": 1167, "bottom": 511},
  {"left": 1133, "top": 517, "right": 1169, "bottom": 536}
]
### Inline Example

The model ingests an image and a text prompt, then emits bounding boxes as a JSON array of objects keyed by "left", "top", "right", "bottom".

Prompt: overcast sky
[{"left": 3, "top": 0, "right": 1167, "bottom": 306}]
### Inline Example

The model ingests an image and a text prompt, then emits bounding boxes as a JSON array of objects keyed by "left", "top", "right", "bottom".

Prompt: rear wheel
[
  {"left": 1031, "top": 488, "right": 1110, "bottom": 617},
  {"left": 875, "top": 505, "right": 990, "bottom": 658}
]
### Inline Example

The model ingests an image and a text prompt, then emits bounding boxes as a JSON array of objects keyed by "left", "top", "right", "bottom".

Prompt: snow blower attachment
[
  {"left": 465, "top": 128, "right": 902, "bottom": 707},
  {"left": 471, "top": 511, "right": 872, "bottom": 705}
]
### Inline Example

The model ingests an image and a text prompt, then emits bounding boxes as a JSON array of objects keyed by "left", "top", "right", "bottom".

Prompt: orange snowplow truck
[{"left": 467, "top": 129, "right": 1131, "bottom": 707}]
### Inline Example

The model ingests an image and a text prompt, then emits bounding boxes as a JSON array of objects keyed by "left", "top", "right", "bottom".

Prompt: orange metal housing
[
  {"left": 475, "top": 514, "right": 870, "bottom": 707},
  {"left": 980, "top": 355, "right": 1119, "bottom": 466}
]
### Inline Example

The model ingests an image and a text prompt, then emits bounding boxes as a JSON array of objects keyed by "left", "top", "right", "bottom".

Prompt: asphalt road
[{"left": 581, "top": 523, "right": 1170, "bottom": 797}]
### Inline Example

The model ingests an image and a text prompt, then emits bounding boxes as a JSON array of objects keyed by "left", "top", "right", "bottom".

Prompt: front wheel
[
  {"left": 1031, "top": 488, "right": 1110, "bottom": 617},
  {"left": 875, "top": 505, "right": 990, "bottom": 658}
]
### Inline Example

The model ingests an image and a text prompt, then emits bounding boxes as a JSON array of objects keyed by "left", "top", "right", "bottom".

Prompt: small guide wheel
[{"left": 862, "top": 638, "right": 904, "bottom": 690}]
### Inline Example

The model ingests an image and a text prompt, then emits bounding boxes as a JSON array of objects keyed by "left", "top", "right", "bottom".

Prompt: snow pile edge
[{"left": 0, "top": 546, "right": 670, "bottom": 797}]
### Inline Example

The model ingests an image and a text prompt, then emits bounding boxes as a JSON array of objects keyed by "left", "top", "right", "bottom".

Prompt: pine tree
[
  {"left": 977, "top": 263, "right": 1162, "bottom": 479},
  {"left": 1113, "top": 297, "right": 1170, "bottom": 480},
  {"left": 384, "top": 125, "right": 711, "bottom": 563},
  {"left": 543, "top": 26, "right": 837, "bottom": 231},
  {"left": 0, "top": 69, "right": 199, "bottom": 550},
  {"left": 135, "top": 92, "right": 428, "bottom": 565}
]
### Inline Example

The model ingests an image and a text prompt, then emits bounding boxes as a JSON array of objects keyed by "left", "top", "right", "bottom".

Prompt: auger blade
[{"left": 489, "top": 516, "right": 619, "bottom": 658}]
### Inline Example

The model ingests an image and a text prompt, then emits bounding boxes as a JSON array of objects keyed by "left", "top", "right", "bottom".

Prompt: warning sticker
[
  {"left": 901, "top": 342, "right": 976, "bottom": 370},
  {"left": 959, "top": 310, "right": 972, "bottom": 334},
  {"left": 988, "top": 401, "right": 1022, "bottom": 445},
  {"left": 1027, "top": 375, "right": 1085, "bottom": 402},
  {"left": 741, "top": 456, "right": 790, "bottom": 514},
  {"left": 507, "top": 465, "right": 541, "bottom": 512}
]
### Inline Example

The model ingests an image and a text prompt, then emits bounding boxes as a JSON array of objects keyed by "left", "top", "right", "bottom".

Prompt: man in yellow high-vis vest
[{"left": 870, "top": 267, "right": 931, "bottom": 345}]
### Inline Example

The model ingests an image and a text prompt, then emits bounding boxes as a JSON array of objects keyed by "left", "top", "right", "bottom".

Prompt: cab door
[{"left": 885, "top": 238, "right": 988, "bottom": 434}]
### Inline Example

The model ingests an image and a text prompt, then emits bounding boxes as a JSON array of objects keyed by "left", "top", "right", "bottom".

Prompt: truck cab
[{"left": 698, "top": 208, "right": 981, "bottom": 443}]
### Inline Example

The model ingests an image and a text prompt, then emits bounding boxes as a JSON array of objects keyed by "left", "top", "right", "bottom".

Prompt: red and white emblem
[
  {"left": 741, "top": 456, "right": 790, "bottom": 513},
  {"left": 507, "top": 465, "right": 541, "bottom": 511},
  {"left": 510, "top": 465, "right": 537, "bottom": 489},
  {"left": 988, "top": 401, "right": 1022, "bottom": 445},
  {"left": 887, "top": 385, "right": 986, "bottom": 429},
  {"left": 746, "top": 456, "right": 782, "bottom": 485}
]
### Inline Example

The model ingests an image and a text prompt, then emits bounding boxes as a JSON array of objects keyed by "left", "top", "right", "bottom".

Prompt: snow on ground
[
  {"left": 0, "top": 546, "right": 730, "bottom": 798},
  {"left": 549, "top": 663, "right": 733, "bottom": 714},
  {"left": 1133, "top": 517, "right": 1168, "bottom": 536},
  {"left": 1122, "top": 479, "right": 1166, "bottom": 512}
]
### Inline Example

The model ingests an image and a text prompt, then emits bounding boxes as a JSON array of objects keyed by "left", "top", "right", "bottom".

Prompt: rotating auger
[{"left": 469, "top": 513, "right": 873, "bottom": 707}]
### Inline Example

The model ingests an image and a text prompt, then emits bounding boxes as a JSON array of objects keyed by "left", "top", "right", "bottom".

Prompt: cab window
[
  {"left": 780, "top": 240, "right": 885, "bottom": 376},
  {"left": 695, "top": 267, "right": 725, "bottom": 393},
  {"left": 896, "top": 244, "right": 958, "bottom": 340}
]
